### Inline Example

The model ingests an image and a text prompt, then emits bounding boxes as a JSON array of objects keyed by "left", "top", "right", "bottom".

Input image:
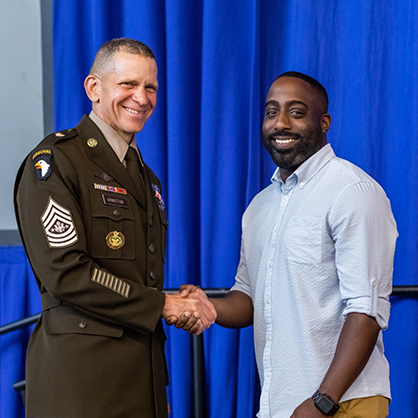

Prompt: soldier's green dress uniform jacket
[{"left": 14, "top": 115, "right": 169, "bottom": 418}]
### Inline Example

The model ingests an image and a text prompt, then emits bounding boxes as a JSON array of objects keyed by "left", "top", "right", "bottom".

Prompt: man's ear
[
  {"left": 321, "top": 113, "right": 331, "bottom": 134},
  {"left": 84, "top": 75, "right": 100, "bottom": 102}
]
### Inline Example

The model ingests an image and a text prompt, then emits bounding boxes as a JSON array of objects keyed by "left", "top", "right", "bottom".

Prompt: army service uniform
[{"left": 14, "top": 115, "right": 169, "bottom": 418}]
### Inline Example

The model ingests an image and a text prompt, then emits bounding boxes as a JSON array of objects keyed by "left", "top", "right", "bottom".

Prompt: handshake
[{"left": 162, "top": 285, "right": 217, "bottom": 335}]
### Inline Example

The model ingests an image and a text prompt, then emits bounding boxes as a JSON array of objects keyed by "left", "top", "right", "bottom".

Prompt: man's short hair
[
  {"left": 89, "top": 38, "right": 155, "bottom": 77},
  {"left": 276, "top": 71, "right": 329, "bottom": 111}
]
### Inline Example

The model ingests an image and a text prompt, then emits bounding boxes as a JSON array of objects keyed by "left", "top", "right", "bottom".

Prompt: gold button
[
  {"left": 87, "top": 138, "right": 98, "bottom": 148},
  {"left": 55, "top": 132, "right": 65, "bottom": 137}
]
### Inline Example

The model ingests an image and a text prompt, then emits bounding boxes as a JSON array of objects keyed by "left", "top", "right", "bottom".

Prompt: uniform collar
[{"left": 89, "top": 111, "right": 138, "bottom": 163}]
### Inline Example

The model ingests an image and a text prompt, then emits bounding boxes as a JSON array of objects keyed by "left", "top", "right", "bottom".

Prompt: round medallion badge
[{"left": 106, "top": 231, "right": 125, "bottom": 250}]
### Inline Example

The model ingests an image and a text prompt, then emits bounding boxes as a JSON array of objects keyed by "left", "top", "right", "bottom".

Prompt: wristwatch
[{"left": 312, "top": 390, "right": 340, "bottom": 416}]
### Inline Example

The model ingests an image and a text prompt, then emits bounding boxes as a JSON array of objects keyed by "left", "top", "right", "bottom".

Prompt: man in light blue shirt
[{"left": 179, "top": 72, "right": 398, "bottom": 418}]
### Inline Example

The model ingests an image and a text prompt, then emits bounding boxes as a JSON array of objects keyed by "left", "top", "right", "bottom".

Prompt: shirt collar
[
  {"left": 271, "top": 144, "right": 336, "bottom": 190},
  {"left": 89, "top": 111, "right": 137, "bottom": 163}
]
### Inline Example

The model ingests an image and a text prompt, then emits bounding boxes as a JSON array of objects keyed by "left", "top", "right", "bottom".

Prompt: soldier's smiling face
[{"left": 86, "top": 51, "right": 158, "bottom": 142}]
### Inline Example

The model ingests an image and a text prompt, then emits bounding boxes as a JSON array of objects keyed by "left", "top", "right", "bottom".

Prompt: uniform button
[
  {"left": 149, "top": 271, "right": 157, "bottom": 280},
  {"left": 79, "top": 319, "right": 87, "bottom": 329},
  {"left": 113, "top": 210, "right": 121, "bottom": 217},
  {"left": 149, "top": 244, "right": 156, "bottom": 254},
  {"left": 149, "top": 218, "right": 153, "bottom": 227}
]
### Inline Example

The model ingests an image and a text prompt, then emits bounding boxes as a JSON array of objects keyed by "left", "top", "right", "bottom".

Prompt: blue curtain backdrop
[{"left": 1, "top": 0, "right": 418, "bottom": 417}]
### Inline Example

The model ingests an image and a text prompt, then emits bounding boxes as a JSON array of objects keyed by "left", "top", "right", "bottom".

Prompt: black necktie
[{"left": 125, "top": 146, "right": 147, "bottom": 207}]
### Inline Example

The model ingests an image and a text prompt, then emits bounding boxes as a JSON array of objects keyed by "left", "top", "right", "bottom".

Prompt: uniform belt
[{"left": 41, "top": 292, "right": 65, "bottom": 310}]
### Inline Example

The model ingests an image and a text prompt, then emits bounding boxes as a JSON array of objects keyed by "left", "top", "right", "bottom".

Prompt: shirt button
[
  {"left": 267, "top": 335, "right": 271, "bottom": 341},
  {"left": 149, "top": 271, "right": 157, "bottom": 280},
  {"left": 266, "top": 299, "right": 270, "bottom": 304},
  {"left": 113, "top": 209, "right": 121, "bottom": 217},
  {"left": 149, "top": 218, "right": 153, "bottom": 227},
  {"left": 149, "top": 244, "right": 156, "bottom": 254},
  {"left": 78, "top": 319, "right": 87, "bottom": 329}
]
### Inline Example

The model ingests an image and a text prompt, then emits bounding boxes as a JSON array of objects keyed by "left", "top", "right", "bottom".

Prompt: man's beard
[{"left": 262, "top": 126, "right": 325, "bottom": 170}]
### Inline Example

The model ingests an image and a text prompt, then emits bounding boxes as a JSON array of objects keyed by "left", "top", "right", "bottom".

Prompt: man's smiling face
[
  {"left": 262, "top": 76, "right": 330, "bottom": 180},
  {"left": 88, "top": 51, "right": 158, "bottom": 142}
]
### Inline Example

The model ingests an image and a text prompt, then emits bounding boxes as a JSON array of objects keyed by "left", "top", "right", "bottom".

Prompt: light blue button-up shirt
[{"left": 232, "top": 144, "right": 398, "bottom": 418}]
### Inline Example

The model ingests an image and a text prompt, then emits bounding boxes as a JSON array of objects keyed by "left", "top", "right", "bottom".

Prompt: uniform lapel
[{"left": 76, "top": 115, "right": 147, "bottom": 209}]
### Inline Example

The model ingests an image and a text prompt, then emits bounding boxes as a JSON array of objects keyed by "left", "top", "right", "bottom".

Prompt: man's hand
[
  {"left": 289, "top": 398, "right": 325, "bottom": 418},
  {"left": 162, "top": 286, "right": 217, "bottom": 335}
]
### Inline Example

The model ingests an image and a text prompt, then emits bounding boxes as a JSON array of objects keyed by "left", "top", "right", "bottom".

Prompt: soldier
[{"left": 14, "top": 38, "right": 216, "bottom": 418}]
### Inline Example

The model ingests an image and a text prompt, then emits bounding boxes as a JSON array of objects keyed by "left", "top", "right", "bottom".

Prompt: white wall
[{"left": 0, "top": 1, "right": 44, "bottom": 231}]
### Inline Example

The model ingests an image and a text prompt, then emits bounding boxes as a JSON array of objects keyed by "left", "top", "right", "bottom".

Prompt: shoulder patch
[
  {"left": 41, "top": 196, "right": 79, "bottom": 248},
  {"left": 32, "top": 149, "right": 52, "bottom": 180},
  {"left": 152, "top": 184, "right": 167, "bottom": 212}
]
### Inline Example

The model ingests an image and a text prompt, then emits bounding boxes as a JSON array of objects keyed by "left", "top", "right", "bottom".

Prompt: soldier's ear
[{"left": 84, "top": 75, "right": 100, "bottom": 103}]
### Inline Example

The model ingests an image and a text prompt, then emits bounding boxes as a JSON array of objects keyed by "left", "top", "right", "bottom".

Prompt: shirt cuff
[{"left": 343, "top": 293, "right": 390, "bottom": 330}]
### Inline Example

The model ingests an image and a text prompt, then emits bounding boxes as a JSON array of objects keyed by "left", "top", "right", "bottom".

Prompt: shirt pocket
[
  {"left": 284, "top": 217, "right": 324, "bottom": 265},
  {"left": 89, "top": 190, "right": 135, "bottom": 260}
]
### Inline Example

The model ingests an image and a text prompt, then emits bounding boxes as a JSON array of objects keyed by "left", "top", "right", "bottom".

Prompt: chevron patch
[
  {"left": 41, "top": 197, "right": 79, "bottom": 248},
  {"left": 91, "top": 267, "right": 131, "bottom": 298}
]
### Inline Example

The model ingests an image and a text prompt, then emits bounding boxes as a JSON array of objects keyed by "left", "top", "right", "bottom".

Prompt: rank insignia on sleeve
[
  {"left": 32, "top": 149, "right": 52, "bottom": 181},
  {"left": 152, "top": 184, "right": 166, "bottom": 212},
  {"left": 41, "top": 197, "right": 79, "bottom": 248}
]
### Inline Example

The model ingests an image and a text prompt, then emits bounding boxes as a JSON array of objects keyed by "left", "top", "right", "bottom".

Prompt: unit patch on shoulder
[
  {"left": 32, "top": 149, "right": 52, "bottom": 181},
  {"left": 152, "top": 184, "right": 166, "bottom": 212},
  {"left": 41, "top": 196, "right": 79, "bottom": 248}
]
